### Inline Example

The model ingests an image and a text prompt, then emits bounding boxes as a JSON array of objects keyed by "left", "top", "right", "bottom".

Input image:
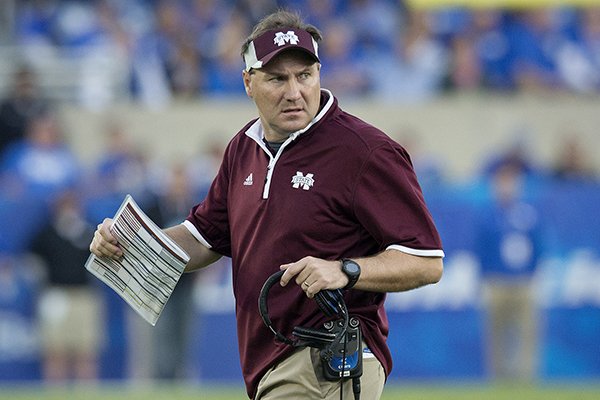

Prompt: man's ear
[{"left": 242, "top": 70, "right": 252, "bottom": 98}]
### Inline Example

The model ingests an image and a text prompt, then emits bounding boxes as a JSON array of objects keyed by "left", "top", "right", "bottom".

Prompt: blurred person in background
[
  {"left": 144, "top": 0, "right": 201, "bottom": 99},
  {"left": 90, "top": 9, "right": 444, "bottom": 399},
  {"left": 0, "top": 253, "right": 43, "bottom": 380},
  {"left": 476, "top": 160, "right": 544, "bottom": 382},
  {"left": 14, "top": 0, "right": 133, "bottom": 110},
  {"left": 200, "top": 9, "right": 249, "bottom": 96},
  {"left": 187, "top": 0, "right": 233, "bottom": 67},
  {"left": 90, "top": 120, "right": 151, "bottom": 204},
  {"left": 555, "top": 7, "right": 600, "bottom": 94},
  {"left": 394, "top": 125, "right": 447, "bottom": 192},
  {"left": 0, "top": 109, "right": 80, "bottom": 210},
  {"left": 83, "top": 120, "right": 157, "bottom": 382},
  {"left": 51, "top": 0, "right": 116, "bottom": 108},
  {"left": 144, "top": 162, "right": 205, "bottom": 381},
  {"left": 472, "top": 9, "right": 515, "bottom": 91},
  {"left": 480, "top": 129, "right": 542, "bottom": 181},
  {"left": 318, "top": 18, "right": 371, "bottom": 99},
  {"left": 369, "top": 8, "right": 448, "bottom": 101},
  {"left": 129, "top": 0, "right": 179, "bottom": 108},
  {"left": 184, "top": 139, "right": 225, "bottom": 199},
  {"left": 29, "top": 190, "right": 103, "bottom": 383},
  {"left": 346, "top": 0, "right": 400, "bottom": 58},
  {"left": 551, "top": 131, "right": 598, "bottom": 182},
  {"left": 0, "top": 65, "right": 49, "bottom": 156},
  {"left": 507, "top": 8, "right": 565, "bottom": 92},
  {"left": 447, "top": 30, "right": 481, "bottom": 91},
  {"left": 447, "top": 8, "right": 514, "bottom": 91},
  {"left": 12, "top": 0, "right": 59, "bottom": 62}
]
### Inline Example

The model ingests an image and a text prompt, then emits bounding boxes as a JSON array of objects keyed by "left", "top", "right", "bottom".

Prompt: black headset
[{"left": 258, "top": 270, "right": 349, "bottom": 361}]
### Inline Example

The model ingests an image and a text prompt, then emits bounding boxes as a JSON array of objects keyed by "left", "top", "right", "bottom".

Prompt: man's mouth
[{"left": 282, "top": 107, "right": 303, "bottom": 114}]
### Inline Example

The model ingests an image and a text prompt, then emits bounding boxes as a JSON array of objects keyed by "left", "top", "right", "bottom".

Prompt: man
[
  {"left": 90, "top": 10, "right": 444, "bottom": 399},
  {"left": 477, "top": 160, "right": 542, "bottom": 382},
  {"left": 32, "top": 190, "right": 103, "bottom": 382},
  {"left": 0, "top": 65, "right": 49, "bottom": 155}
]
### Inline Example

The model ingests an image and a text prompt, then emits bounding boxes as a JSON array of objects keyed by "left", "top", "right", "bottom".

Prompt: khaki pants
[
  {"left": 255, "top": 343, "right": 385, "bottom": 399},
  {"left": 38, "top": 286, "right": 103, "bottom": 355},
  {"left": 483, "top": 280, "right": 537, "bottom": 381}
]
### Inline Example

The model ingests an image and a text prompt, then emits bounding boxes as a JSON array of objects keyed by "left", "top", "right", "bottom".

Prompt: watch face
[
  {"left": 344, "top": 260, "right": 360, "bottom": 275},
  {"left": 342, "top": 259, "right": 360, "bottom": 290}
]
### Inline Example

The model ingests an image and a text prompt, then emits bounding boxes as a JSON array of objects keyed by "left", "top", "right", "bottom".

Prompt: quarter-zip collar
[{"left": 244, "top": 89, "right": 335, "bottom": 199}]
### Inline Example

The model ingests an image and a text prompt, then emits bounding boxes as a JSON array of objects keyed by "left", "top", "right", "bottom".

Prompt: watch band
[{"left": 341, "top": 258, "right": 361, "bottom": 290}]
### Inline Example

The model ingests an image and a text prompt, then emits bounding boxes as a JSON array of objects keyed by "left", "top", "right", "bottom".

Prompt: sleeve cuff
[
  {"left": 182, "top": 220, "right": 213, "bottom": 249},
  {"left": 386, "top": 244, "right": 445, "bottom": 258}
]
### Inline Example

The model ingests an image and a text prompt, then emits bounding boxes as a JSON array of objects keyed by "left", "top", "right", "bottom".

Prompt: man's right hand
[{"left": 89, "top": 218, "right": 123, "bottom": 259}]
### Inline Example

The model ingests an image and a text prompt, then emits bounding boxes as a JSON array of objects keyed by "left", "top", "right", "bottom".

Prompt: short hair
[{"left": 240, "top": 9, "right": 323, "bottom": 59}]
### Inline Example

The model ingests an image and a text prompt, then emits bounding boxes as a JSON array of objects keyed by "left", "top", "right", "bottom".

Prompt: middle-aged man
[{"left": 90, "top": 9, "right": 444, "bottom": 400}]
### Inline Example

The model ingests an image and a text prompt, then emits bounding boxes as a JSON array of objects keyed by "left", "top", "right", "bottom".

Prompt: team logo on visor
[
  {"left": 291, "top": 171, "right": 314, "bottom": 190},
  {"left": 274, "top": 31, "right": 299, "bottom": 46}
]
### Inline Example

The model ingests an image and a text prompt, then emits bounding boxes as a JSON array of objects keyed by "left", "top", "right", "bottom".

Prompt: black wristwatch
[{"left": 341, "top": 258, "right": 361, "bottom": 290}]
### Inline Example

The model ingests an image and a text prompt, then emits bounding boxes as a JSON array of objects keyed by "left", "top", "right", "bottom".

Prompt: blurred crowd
[
  {"left": 1, "top": 0, "right": 600, "bottom": 385},
  {"left": 6, "top": 0, "right": 600, "bottom": 107},
  {"left": 0, "top": 61, "right": 222, "bottom": 380}
]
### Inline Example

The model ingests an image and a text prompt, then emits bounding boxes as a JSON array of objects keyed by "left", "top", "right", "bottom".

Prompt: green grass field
[{"left": 2, "top": 382, "right": 600, "bottom": 400}]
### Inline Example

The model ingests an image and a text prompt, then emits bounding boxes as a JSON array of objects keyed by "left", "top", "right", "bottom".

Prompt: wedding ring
[{"left": 303, "top": 281, "right": 310, "bottom": 288}]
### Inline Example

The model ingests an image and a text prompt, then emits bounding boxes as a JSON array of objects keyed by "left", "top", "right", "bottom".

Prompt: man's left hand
[{"left": 279, "top": 256, "right": 349, "bottom": 298}]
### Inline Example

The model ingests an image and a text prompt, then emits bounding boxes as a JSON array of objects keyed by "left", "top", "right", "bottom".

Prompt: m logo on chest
[{"left": 291, "top": 171, "right": 314, "bottom": 191}]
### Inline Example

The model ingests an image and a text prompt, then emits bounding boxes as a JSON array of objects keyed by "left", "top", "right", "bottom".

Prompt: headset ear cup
[
  {"left": 315, "top": 289, "right": 345, "bottom": 317},
  {"left": 259, "top": 270, "right": 348, "bottom": 349}
]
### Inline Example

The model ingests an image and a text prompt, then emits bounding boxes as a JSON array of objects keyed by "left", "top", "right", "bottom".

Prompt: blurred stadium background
[{"left": 1, "top": 0, "right": 600, "bottom": 398}]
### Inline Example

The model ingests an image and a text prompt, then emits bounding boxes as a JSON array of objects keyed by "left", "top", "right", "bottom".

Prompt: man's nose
[{"left": 284, "top": 79, "right": 302, "bottom": 100}]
